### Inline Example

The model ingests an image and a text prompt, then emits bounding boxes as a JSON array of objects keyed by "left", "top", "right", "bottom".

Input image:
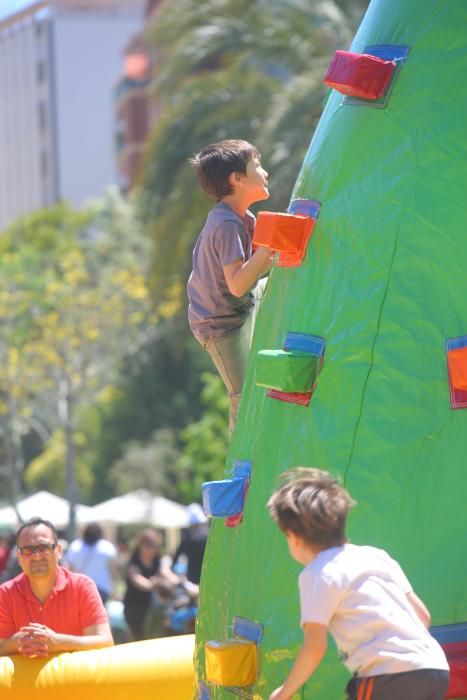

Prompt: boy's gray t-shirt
[{"left": 187, "top": 202, "right": 255, "bottom": 339}]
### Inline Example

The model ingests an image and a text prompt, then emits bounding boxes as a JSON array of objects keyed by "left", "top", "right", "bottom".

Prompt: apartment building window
[
  {"left": 38, "top": 100, "right": 47, "bottom": 131},
  {"left": 40, "top": 150, "right": 48, "bottom": 177},
  {"left": 37, "top": 60, "right": 46, "bottom": 84}
]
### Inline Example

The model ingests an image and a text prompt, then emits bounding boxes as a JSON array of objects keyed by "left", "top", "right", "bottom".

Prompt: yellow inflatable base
[{"left": 0, "top": 635, "right": 195, "bottom": 699}]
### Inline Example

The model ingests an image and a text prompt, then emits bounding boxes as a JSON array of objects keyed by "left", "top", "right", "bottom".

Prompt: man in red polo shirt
[{"left": 0, "top": 517, "right": 113, "bottom": 657}]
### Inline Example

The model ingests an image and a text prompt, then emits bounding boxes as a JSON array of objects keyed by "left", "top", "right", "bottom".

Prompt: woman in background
[{"left": 123, "top": 528, "right": 178, "bottom": 640}]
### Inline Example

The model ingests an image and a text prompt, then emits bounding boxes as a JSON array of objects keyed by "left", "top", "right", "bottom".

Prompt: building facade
[
  {"left": 113, "top": 0, "right": 164, "bottom": 191},
  {"left": 0, "top": 0, "right": 144, "bottom": 231}
]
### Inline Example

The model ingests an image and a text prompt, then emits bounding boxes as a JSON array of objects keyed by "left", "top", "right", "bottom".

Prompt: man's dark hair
[
  {"left": 190, "top": 139, "right": 260, "bottom": 201},
  {"left": 16, "top": 517, "right": 58, "bottom": 544},
  {"left": 83, "top": 522, "right": 103, "bottom": 545},
  {"left": 267, "top": 468, "right": 355, "bottom": 548}
]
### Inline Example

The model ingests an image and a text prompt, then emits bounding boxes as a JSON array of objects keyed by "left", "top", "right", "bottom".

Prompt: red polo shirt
[{"left": 0, "top": 567, "right": 108, "bottom": 638}]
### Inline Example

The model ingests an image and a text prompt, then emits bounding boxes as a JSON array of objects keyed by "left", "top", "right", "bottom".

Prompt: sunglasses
[{"left": 17, "top": 543, "right": 57, "bottom": 557}]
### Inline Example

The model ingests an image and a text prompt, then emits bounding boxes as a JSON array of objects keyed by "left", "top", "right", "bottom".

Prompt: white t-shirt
[
  {"left": 66, "top": 538, "right": 117, "bottom": 595},
  {"left": 299, "top": 544, "right": 448, "bottom": 677}
]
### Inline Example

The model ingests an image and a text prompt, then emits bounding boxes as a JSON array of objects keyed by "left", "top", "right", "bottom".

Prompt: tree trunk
[
  {"left": 58, "top": 375, "right": 77, "bottom": 542},
  {"left": 4, "top": 395, "right": 25, "bottom": 523}
]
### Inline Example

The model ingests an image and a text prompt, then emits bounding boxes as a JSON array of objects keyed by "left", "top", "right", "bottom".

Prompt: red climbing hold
[{"left": 323, "top": 50, "right": 395, "bottom": 100}]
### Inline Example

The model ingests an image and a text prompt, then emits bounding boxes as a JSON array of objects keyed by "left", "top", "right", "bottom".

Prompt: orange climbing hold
[
  {"left": 253, "top": 211, "right": 311, "bottom": 253},
  {"left": 253, "top": 211, "right": 316, "bottom": 266},
  {"left": 448, "top": 346, "right": 467, "bottom": 392}
]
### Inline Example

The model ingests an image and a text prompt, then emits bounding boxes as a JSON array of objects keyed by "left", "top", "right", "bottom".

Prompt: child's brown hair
[
  {"left": 190, "top": 139, "right": 260, "bottom": 201},
  {"left": 267, "top": 468, "right": 355, "bottom": 548}
]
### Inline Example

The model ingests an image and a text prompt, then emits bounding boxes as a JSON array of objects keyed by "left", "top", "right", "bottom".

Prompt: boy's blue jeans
[{"left": 198, "top": 279, "right": 266, "bottom": 435}]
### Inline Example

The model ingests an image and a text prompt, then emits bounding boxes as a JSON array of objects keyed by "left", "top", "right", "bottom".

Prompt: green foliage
[
  {"left": 0, "top": 195, "right": 155, "bottom": 506},
  {"left": 108, "top": 427, "right": 180, "bottom": 498},
  {"left": 176, "top": 372, "right": 229, "bottom": 502},
  {"left": 24, "top": 429, "right": 94, "bottom": 495},
  {"left": 87, "top": 320, "right": 213, "bottom": 502}
]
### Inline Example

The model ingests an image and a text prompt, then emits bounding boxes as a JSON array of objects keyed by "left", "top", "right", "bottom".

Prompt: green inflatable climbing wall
[{"left": 195, "top": 0, "right": 467, "bottom": 697}]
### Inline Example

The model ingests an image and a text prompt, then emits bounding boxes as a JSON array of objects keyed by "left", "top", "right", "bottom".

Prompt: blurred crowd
[{"left": 0, "top": 503, "right": 209, "bottom": 643}]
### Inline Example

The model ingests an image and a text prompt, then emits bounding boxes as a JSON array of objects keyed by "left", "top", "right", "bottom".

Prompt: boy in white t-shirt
[{"left": 267, "top": 468, "right": 449, "bottom": 700}]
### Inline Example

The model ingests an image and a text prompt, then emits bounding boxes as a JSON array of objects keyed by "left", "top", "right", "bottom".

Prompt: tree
[
  {"left": 108, "top": 427, "right": 180, "bottom": 498},
  {"left": 0, "top": 194, "right": 155, "bottom": 537},
  {"left": 0, "top": 227, "right": 72, "bottom": 508},
  {"left": 82, "top": 316, "right": 214, "bottom": 502}
]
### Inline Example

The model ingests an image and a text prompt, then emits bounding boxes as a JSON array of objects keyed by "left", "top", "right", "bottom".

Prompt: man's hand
[{"left": 17, "top": 623, "right": 61, "bottom": 657}]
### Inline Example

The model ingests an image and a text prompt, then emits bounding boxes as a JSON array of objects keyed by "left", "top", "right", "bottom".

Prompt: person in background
[
  {"left": 0, "top": 533, "right": 15, "bottom": 577},
  {"left": 164, "top": 504, "right": 209, "bottom": 635},
  {"left": 123, "top": 528, "right": 179, "bottom": 641},
  {"left": 172, "top": 503, "right": 209, "bottom": 591},
  {"left": 0, "top": 517, "right": 113, "bottom": 657},
  {"left": 64, "top": 522, "right": 117, "bottom": 604}
]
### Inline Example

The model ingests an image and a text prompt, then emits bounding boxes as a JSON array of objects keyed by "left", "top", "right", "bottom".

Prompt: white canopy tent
[
  {"left": 0, "top": 491, "right": 93, "bottom": 531},
  {"left": 80, "top": 490, "right": 190, "bottom": 552},
  {"left": 0, "top": 490, "right": 191, "bottom": 551},
  {"left": 80, "top": 489, "right": 190, "bottom": 528}
]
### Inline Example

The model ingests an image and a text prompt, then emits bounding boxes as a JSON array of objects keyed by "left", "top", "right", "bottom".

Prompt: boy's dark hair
[
  {"left": 190, "top": 139, "right": 260, "bottom": 201},
  {"left": 267, "top": 468, "right": 355, "bottom": 548},
  {"left": 16, "top": 517, "right": 58, "bottom": 544},
  {"left": 83, "top": 522, "right": 103, "bottom": 545}
]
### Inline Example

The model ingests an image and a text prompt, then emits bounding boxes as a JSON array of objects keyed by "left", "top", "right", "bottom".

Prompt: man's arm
[
  {"left": 223, "top": 246, "right": 273, "bottom": 297},
  {"left": 9, "top": 622, "right": 113, "bottom": 657},
  {"left": 269, "top": 623, "right": 328, "bottom": 700}
]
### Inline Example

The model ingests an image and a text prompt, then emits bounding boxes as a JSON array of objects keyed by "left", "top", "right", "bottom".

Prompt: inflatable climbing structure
[{"left": 195, "top": 0, "right": 467, "bottom": 698}]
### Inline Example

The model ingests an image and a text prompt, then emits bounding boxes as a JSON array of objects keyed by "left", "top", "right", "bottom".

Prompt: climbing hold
[
  {"left": 340, "top": 44, "right": 410, "bottom": 108},
  {"left": 224, "top": 460, "right": 252, "bottom": 528},
  {"left": 256, "top": 349, "right": 320, "bottom": 394},
  {"left": 202, "top": 477, "right": 247, "bottom": 518},
  {"left": 258, "top": 332, "right": 325, "bottom": 407},
  {"left": 204, "top": 639, "right": 258, "bottom": 687},
  {"left": 253, "top": 211, "right": 313, "bottom": 254},
  {"left": 323, "top": 49, "right": 396, "bottom": 100},
  {"left": 448, "top": 346, "right": 467, "bottom": 392},
  {"left": 446, "top": 336, "right": 467, "bottom": 409},
  {"left": 279, "top": 199, "right": 321, "bottom": 266}
]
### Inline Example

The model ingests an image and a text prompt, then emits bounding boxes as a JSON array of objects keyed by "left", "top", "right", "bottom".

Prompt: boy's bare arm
[
  {"left": 223, "top": 246, "right": 273, "bottom": 297},
  {"left": 269, "top": 622, "right": 328, "bottom": 700},
  {"left": 406, "top": 591, "right": 431, "bottom": 628},
  {"left": 260, "top": 251, "right": 276, "bottom": 276}
]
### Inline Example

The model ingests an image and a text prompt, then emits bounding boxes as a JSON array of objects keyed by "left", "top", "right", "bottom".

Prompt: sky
[{"left": 0, "top": 0, "right": 35, "bottom": 21}]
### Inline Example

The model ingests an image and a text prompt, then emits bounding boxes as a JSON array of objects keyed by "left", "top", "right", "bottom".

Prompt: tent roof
[
  {"left": 81, "top": 489, "right": 190, "bottom": 528},
  {"left": 0, "top": 491, "right": 93, "bottom": 530}
]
